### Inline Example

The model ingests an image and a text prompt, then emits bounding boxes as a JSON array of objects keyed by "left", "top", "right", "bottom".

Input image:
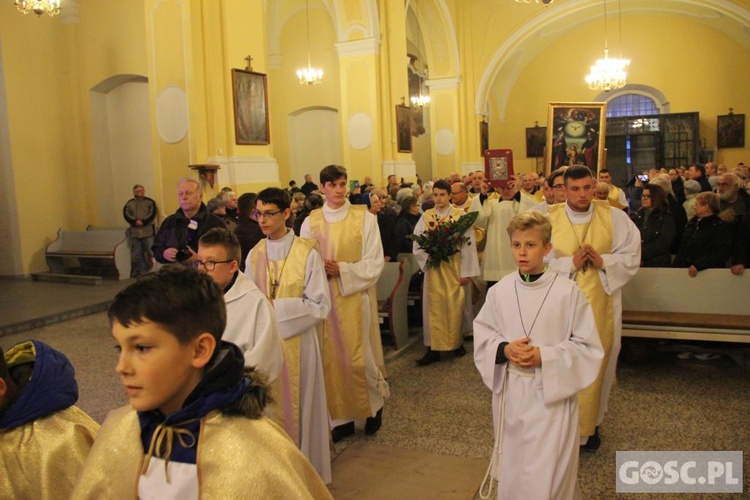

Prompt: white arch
[{"left": 475, "top": 0, "right": 750, "bottom": 120}]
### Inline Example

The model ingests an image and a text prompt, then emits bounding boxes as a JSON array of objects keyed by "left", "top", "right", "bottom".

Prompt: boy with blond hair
[{"left": 473, "top": 211, "right": 603, "bottom": 499}]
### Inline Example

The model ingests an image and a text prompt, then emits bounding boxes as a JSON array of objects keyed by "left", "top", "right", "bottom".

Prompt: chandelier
[
  {"left": 586, "top": 0, "right": 629, "bottom": 92},
  {"left": 296, "top": 0, "right": 323, "bottom": 85},
  {"left": 515, "top": 0, "right": 553, "bottom": 4},
  {"left": 15, "top": 0, "right": 60, "bottom": 16},
  {"left": 410, "top": 0, "right": 430, "bottom": 107}
]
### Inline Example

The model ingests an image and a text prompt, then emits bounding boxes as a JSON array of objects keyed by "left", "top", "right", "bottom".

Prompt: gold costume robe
[
  {"left": 1, "top": 406, "right": 98, "bottom": 500},
  {"left": 549, "top": 200, "right": 615, "bottom": 437},
  {"left": 249, "top": 237, "right": 317, "bottom": 446},
  {"left": 307, "top": 205, "right": 382, "bottom": 420},
  {"left": 608, "top": 184, "right": 627, "bottom": 210},
  {"left": 421, "top": 207, "right": 467, "bottom": 351},
  {"left": 71, "top": 405, "right": 331, "bottom": 499}
]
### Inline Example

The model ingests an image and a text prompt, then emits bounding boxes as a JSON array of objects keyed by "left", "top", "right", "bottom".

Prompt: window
[{"left": 606, "top": 94, "right": 659, "bottom": 118}]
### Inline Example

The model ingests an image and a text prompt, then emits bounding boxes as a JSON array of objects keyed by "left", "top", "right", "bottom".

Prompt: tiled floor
[{"left": 0, "top": 277, "right": 131, "bottom": 336}]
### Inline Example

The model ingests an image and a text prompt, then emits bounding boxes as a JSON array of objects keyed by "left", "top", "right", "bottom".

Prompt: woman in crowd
[
  {"left": 394, "top": 196, "right": 421, "bottom": 254},
  {"left": 673, "top": 192, "right": 732, "bottom": 277},
  {"left": 630, "top": 184, "right": 676, "bottom": 267}
]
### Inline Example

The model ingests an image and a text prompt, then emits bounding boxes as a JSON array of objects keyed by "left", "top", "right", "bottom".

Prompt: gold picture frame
[
  {"left": 231, "top": 68, "right": 270, "bottom": 145},
  {"left": 396, "top": 104, "right": 412, "bottom": 153},
  {"left": 545, "top": 102, "right": 607, "bottom": 176}
]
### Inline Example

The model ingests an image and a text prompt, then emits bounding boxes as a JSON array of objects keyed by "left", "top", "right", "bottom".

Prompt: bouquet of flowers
[{"left": 409, "top": 211, "right": 478, "bottom": 270}]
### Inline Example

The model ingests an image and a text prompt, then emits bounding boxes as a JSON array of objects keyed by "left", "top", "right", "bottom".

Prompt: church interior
[{"left": 1, "top": 0, "right": 749, "bottom": 497}]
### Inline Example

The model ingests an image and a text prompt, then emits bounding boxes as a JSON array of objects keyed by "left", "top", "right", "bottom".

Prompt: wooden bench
[
  {"left": 376, "top": 259, "right": 411, "bottom": 350},
  {"left": 397, "top": 253, "right": 423, "bottom": 320},
  {"left": 31, "top": 228, "right": 131, "bottom": 285},
  {"left": 622, "top": 268, "right": 750, "bottom": 343}
]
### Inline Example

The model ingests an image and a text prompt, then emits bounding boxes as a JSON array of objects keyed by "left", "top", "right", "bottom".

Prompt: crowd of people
[{"left": 4, "top": 160, "right": 748, "bottom": 498}]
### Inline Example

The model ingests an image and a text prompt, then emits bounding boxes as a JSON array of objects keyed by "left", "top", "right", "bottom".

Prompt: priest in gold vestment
[
  {"left": 414, "top": 180, "right": 480, "bottom": 365},
  {"left": 545, "top": 166, "right": 640, "bottom": 451},
  {"left": 301, "top": 165, "right": 389, "bottom": 442},
  {"left": 247, "top": 187, "right": 332, "bottom": 483}
]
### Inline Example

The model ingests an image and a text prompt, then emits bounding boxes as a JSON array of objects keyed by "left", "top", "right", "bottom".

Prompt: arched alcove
[
  {"left": 288, "top": 107, "right": 341, "bottom": 183},
  {"left": 90, "top": 75, "right": 152, "bottom": 227}
]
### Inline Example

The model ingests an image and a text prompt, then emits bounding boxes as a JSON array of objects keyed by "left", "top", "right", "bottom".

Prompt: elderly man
[
  {"left": 369, "top": 189, "right": 398, "bottom": 262},
  {"left": 597, "top": 169, "right": 628, "bottom": 209},
  {"left": 718, "top": 173, "right": 750, "bottom": 275},
  {"left": 152, "top": 178, "right": 225, "bottom": 265},
  {"left": 520, "top": 172, "right": 545, "bottom": 203},
  {"left": 546, "top": 166, "right": 640, "bottom": 452},
  {"left": 123, "top": 184, "right": 157, "bottom": 277},
  {"left": 450, "top": 181, "right": 471, "bottom": 210},
  {"left": 301, "top": 174, "right": 318, "bottom": 196}
]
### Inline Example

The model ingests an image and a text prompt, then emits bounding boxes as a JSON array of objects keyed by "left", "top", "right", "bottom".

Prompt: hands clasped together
[
  {"left": 504, "top": 337, "right": 541, "bottom": 368},
  {"left": 572, "top": 244, "right": 603, "bottom": 271}
]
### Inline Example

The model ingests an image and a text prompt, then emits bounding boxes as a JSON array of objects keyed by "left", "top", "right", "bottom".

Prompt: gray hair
[
  {"left": 220, "top": 190, "right": 236, "bottom": 202},
  {"left": 683, "top": 180, "right": 701, "bottom": 194},
  {"left": 177, "top": 177, "right": 202, "bottom": 195},
  {"left": 648, "top": 176, "right": 672, "bottom": 195}
]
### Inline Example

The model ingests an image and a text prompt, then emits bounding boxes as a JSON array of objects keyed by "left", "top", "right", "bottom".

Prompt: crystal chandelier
[
  {"left": 296, "top": 0, "right": 323, "bottom": 85},
  {"left": 15, "top": 0, "right": 61, "bottom": 16},
  {"left": 515, "top": 0, "right": 553, "bottom": 4},
  {"left": 410, "top": 0, "right": 430, "bottom": 107},
  {"left": 586, "top": 0, "right": 629, "bottom": 92}
]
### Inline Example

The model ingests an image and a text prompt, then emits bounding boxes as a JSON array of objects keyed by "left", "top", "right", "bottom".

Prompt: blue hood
[{"left": 0, "top": 340, "right": 79, "bottom": 430}]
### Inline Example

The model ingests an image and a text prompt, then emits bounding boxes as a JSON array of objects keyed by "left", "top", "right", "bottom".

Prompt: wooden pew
[
  {"left": 621, "top": 268, "right": 750, "bottom": 343},
  {"left": 31, "top": 228, "right": 131, "bottom": 284},
  {"left": 376, "top": 259, "right": 410, "bottom": 350}
]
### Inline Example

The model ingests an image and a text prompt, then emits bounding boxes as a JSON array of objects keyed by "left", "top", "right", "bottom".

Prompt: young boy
[
  {"left": 1, "top": 340, "right": 99, "bottom": 498},
  {"left": 246, "top": 187, "right": 332, "bottom": 483},
  {"left": 72, "top": 266, "right": 331, "bottom": 498},
  {"left": 300, "top": 165, "right": 389, "bottom": 442},
  {"left": 473, "top": 211, "right": 603, "bottom": 499},
  {"left": 196, "top": 227, "right": 284, "bottom": 385}
]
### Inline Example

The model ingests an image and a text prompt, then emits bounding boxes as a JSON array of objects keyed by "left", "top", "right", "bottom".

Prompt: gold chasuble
[
  {"left": 249, "top": 237, "right": 318, "bottom": 447},
  {"left": 549, "top": 200, "right": 615, "bottom": 437},
  {"left": 307, "top": 206, "right": 373, "bottom": 420},
  {"left": 608, "top": 185, "right": 627, "bottom": 210},
  {"left": 1, "top": 406, "right": 98, "bottom": 499},
  {"left": 71, "top": 406, "right": 332, "bottom": 499},
  {"left": 424, "top": 207, "right": 466, "bottom": 351}
]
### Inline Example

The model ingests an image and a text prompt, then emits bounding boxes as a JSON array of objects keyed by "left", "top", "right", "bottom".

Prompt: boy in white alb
[
  {"left": 473, "top": 211, "right": 603, "bottom": 499},
  {"left": 246, "top": 187, "right": 332, "bottom": 483}
]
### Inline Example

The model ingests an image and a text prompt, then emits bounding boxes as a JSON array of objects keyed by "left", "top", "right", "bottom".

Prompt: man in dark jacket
[
  {"left": 234, "top": 192, "right": 265, "bottom": 271},
  {"left": 300, "top": 174, "right": 318, "bottom": 196},
  {"left": 123, "top": 184, "right": 158, "bottom": 276},
  {"left": 152, "top": 178, "right": 225, "bottom": 265}
]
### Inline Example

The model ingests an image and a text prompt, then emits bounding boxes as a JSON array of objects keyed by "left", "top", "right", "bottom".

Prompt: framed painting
[
  {"left": 480, "top": 120, "right": 489, "bottom": 156},
  {"left": 717, "top": 113, "right": 745, "bottom": 149},
  {"left": 231, "top": 69, "right": 270, "bottom": 145},
  {"left": 396, "top": 104, "right": 412, "bottom": 153},
  {"left": 545, "top": 102, "right": 607, "bottom": 176},
  {"left": 526, "top": 126, "right": 547, "bottom": 158},
  {"left": 484, "top": 148, "right": 514, "bottom": 189}
]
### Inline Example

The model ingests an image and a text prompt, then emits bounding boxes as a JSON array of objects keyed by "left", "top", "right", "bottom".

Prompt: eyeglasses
[
  {"left": 193, "top": 259, "right": 234, "bottom": 271},
  {"left": 552, "top": 184, "right": 565, "bottom": 189},
  {"left": 641, "top": 194, "right": 651, "bottom": 199},
  {"left": 252, "top": 210, "right": 283, "bottom": 219}
]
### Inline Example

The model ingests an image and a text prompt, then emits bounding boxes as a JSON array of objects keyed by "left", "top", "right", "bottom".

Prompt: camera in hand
[
  {"left": 637, "top": 174, "right": 649, "bottom": 182},
  {"left": 175, "top": 246, "right": 192, "bottom": 262}
]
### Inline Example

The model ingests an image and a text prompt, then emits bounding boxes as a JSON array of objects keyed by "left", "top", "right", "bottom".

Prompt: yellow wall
[
  {"left": 270, "top": 3, "right": 341, "bottom": 182},
  {"left": 494, "top": 13, "right": 750, "bottom": 176},
  {"left": 0, "top": 4, "right": 83, "bottom": 273}
]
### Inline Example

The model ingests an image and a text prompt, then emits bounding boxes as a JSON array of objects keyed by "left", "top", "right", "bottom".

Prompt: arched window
[{"left": 606, "top": 94, "right": 659, "bottom": 118}]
